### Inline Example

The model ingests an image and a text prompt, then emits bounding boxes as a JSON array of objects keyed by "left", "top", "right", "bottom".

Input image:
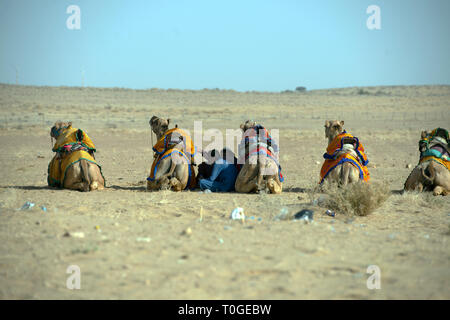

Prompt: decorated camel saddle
[
  {"left": 418, "top": 127, "right": 450, "bottom": 171},
  {"left": 237, "top": 124, "right": 284, "bottom": 183},
  {"left": 320, "top": 131, "right": 370, "bottom": 184},
  {"left": 48, "top": 123, "right": 104, "bottom": 189},
  {"left": 147, "top": 127, "right": 197, "bottom": 190}
]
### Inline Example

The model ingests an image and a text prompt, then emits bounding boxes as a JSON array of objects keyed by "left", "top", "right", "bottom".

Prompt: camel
[
  {"left": 320, "top": 120, "right": 370, "bottom": 186},
  {"left": 147, "top": 116, "right": 196, "bottom": 191},
  {"left": 404, "top": 128, "right": 450, "bottom": 196},
  {"left": 234, "top": 120, "right": 283, "bottom": 194},
  {"left": 48, "top": 121, "right": 104, "bottom": 191}
]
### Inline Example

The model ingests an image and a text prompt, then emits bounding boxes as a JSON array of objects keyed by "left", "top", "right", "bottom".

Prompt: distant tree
[{"left": 295, "top": 86, "right": 306, "bottom": 92}]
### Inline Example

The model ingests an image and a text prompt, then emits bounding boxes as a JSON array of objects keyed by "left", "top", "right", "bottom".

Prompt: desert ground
[{"left": 0, "top": 83, "right": 449, "bottom": 299}]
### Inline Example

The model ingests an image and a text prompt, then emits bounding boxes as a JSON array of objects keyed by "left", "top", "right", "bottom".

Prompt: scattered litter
[
  {"left": 360, "top": 224, "right": 367, "bottom": 228},
  {"left": 327, "top": 225, "right": 336, "bottom": 232},
  {"left": 257, "top": 217, "right": 262, "bottom": 222},
  {"left": 424, "top": 234, "right": 430, "bottom": 239},
  {"left": 198, "top": 189, "right": 212, "bottom": 194},
  {"left": 95, "top": 225, "right": 101, "bottom": 232},
  {"left": 218, "top": 238, "right": 224, "bottom": 244},
  {"left": 294, "top": 209, "right": 314, "bottom": 223},
  {"left": 274, "top": 207, "right": 289, "bottom": 221},
  {"left": 136, "top": 237, "right": 151, "bottom": 243},
  {"left": 20, "top": 201, "right": 35, "bottom": 210},
  {"left": 312, "top": 195, "right": 326, "bottom": 206},
  {"left": 64, "top": 231, "right": 85, "bottom": 238},
  {"left": 181, "top": 227, "right": 192, "bottom": 236},
  {"left": 224, "top": 226, "right": 232, "bottom": 231},
  {"left": 324, "top": 209, "right": 335, "bottom": 217},
  {"left": 406, "top": 163, "right": 412, "bottom": 169},
  {"left": 388, "top": 233, "right": 396, "bottom": 240},
  {"left": 40, "top": 206, "right": 47, "bottom": 212},
  {"left": 230, "top": 207, "right": 245, "bottom": 221}
]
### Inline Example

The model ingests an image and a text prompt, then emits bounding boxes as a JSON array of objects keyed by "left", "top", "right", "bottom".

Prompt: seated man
[{"left": 198, "top": 148, "right": 238, "bottom": 192}]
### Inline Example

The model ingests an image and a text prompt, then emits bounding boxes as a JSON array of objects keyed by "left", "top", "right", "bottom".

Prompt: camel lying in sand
[
  {"left": 48, "top": 121, "right": 105, "bottom": 191},
  {"left": 234, "top": 120, "right": 283, "bottom": 194},
  {"left": 404, "top": 128, "right": 450, "bottom": 196},
  {"left": 147, "top": 116, "right": 196, "bottom": 191},
  {"left": 320, "top": 120, "right": 370, "bottom": 186}
]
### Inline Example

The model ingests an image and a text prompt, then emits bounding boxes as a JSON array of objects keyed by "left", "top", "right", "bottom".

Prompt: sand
[{"left": 0, "top": 84, "right": 449, "bottom": 299}]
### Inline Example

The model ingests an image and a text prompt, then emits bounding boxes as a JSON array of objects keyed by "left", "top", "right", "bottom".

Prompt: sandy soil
[{"left": 0, "top": 84, "right": 449, "bottom": 299}]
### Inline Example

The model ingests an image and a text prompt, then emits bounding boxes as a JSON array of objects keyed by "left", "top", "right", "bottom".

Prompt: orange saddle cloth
[{"left": 320, "top": 132, "right": 370, "bottom": 184}]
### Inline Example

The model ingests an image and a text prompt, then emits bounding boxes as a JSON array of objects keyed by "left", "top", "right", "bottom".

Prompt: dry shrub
[
  {"left": 322, "top": 181, "right": 390, "bottom": 216},
  {"left": 391, "top": 191, "right": 445, "bottom": 209}
]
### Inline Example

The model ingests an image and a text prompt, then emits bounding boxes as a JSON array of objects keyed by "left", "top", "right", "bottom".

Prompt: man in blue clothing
[{"left": 198, "top": 148, "right": 238, "bottom": 192}]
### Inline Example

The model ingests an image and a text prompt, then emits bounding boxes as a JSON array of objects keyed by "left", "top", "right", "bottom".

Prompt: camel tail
[
  {"left": 80, "top": 159, "right": 91, "bottom": 191},
  {"left": 421, "top": 163, "right": 435, "bottom": 185}
]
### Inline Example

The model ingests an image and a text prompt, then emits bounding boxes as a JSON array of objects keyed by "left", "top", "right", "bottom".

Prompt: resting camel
[
  {"left": 147, "top": 116, "right": 196, "bottom": 191},
  {"left": 320, "top": 120, "right": 370, "bottom": 186},
  {"left": 234, "top": 120, "right": 283, "bottom": 194},
  {"left": 48, "top": 121, "right": 104, "bottom": 191},
  {"left": 404, "top": 128, "right": 450, "bottom": 196}
]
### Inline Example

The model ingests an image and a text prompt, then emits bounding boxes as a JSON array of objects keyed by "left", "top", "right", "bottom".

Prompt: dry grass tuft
[
  {"left": 322, "top": 181, "right": 390, "bottom": 216},
  {"left": 391, "top": 191, "right": 445, "bottom": 209}
]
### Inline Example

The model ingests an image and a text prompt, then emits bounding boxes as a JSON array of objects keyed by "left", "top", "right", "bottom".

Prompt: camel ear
[
  {"left": 340, "top": 120, "right": 344, "bottom": 126},
  {"left": 421, "top": 130, "right": 427, "bottom": 139},
  {"left": 167, "top": 118, "right": 171, "bottom": 125},
  {"left": 240, "top": 123, "right": 245, "bottom": 130},
  {"left": 325, "top": 120, "right": 330, "bottom": 127},
  {"left": 68, "top": 122, "right": 72, "bottom": 128}
]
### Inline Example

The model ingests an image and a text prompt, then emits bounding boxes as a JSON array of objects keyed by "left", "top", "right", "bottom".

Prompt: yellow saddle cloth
[
  {"left": 148, "top": 128, "right": 197, "bottom": 189},
  {"left": 48, "top": 150, "right": 100, "bottom": 188},
  {"left": 52, "top": 126, "right": 96, "bottom": 153},
  {"left": 419, "top": 156, "right": 450, "bottom": 171},
  {"left": 48, "top": 125, "right": 102, "bottom": 187},
  {"left": 320, "top": 132, "right": 370, "bottom": 184}
]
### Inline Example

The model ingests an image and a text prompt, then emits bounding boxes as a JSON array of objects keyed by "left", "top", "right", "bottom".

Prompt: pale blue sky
[{"left": 0, "top": 0, "right": 449, "bottom": 91}]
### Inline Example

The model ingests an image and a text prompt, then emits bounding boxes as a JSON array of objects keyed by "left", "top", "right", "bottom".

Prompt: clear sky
[{"left": 0, "top": 0, "right": 449, "bottom": 91}]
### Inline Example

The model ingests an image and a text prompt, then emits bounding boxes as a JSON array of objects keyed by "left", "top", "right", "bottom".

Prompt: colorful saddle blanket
[
  {"left": 48, "top": 126, "right": 103, "bottom": 188},
  {"left": 419, "top": 128, "right": 449, "bottom": 163},
  {"left": 148, "top": 128, "right": 197, "bottom": 189},
  {"left": 320, "top": 132, "right": 370, "bottom": 184},
  {"left": 52, "top": 126, "right": 96, "bottom": 153},
  {"left": 237, "top": 125, "right": 284, "bottom": 182},
  {"left": 419, "top": 156, "right": 450, "bottom": 171}
]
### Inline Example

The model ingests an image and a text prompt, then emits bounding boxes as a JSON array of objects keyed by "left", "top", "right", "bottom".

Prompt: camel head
[
  {"left": 240, "top": 120, "right": 257, "bottom": 133},
  {"left": 149, "top": 116, "right": 170, "bottom": 140},
  {"left": 419, "top": 130, "right": 429, "bottom": 153},
  {"left": 325, "top": 120, "right": 345, "bottom": 144},
  {"left": 50, "top": 121, "right": 72, "bottom": 139}
]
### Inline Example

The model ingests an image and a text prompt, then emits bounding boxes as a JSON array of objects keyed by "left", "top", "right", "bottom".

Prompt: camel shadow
[
  {"left": 0, "top": 185, "right": 51, "bottom": 190},
  {"left": 107, "top": 185, "right": 147, "bottom": 192}
]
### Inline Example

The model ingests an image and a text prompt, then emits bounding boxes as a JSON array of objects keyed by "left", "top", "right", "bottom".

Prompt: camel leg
[
  {"left": 404, "top": 166, "right": 423, "bottom": 192},
  {"left": 169, "top": 164, "right": 189, "bottom": 191},
  {"left": 433, "top": 186, "right": 444, "bottom": 196},
  {"left": 235, "top": 164, "right": 258, "bottom": 193},
  {"left": 87, "top": 162, "right": 104, "bottom": 190}
]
